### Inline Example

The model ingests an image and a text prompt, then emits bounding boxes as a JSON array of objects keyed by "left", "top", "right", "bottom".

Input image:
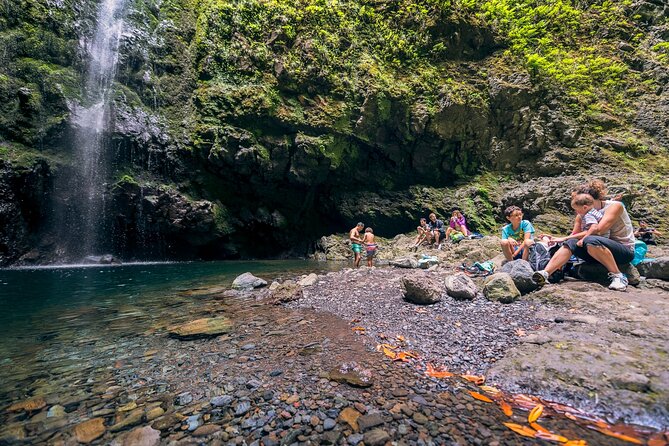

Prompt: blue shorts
[{"left": 513, "top": 248, "right": 525, "bottom": 260}]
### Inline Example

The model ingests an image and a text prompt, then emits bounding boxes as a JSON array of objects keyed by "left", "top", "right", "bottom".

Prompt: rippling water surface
[{"left": 0, "top": 260, "right": 342, "bottom": 404}]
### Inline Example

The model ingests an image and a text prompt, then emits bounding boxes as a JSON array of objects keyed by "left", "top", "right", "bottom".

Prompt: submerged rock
[
  {"left": 110, "top": 426, "right": 160, "bottom": 446},
  {"left": 483, "top": 273, "right": 520, "bottom": 303},
  {"left": 73, "top": 418, "right": 106, "bottom": 443},
  {"left": 168, "top": 317, "right": 232, "bottom": 340},
  {"left": 6, "top": 396, "right": 46, "bottom": 413},
  {"left": 232, "top": 272, "right": 268, "bottom": 290}
]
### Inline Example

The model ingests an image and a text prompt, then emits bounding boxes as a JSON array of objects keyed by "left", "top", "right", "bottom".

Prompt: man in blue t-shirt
[
  {"left": 500, "top": 205, "right": 535, "bottom": 261},
  {"left": 428, "top": 213, "right": 446, "bottom": 249}
]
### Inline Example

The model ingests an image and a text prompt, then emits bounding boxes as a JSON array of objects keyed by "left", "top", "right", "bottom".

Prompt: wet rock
[
  {"left": 145, "top": 407, "right": 164, "bottom": 421},
  {"left": 47, "top": 405, "right": 66, "bottom": 418},
  {"left": 637, "top": 257, "right": 669, "bottom": 280},
  {"left": 192, "top": 424, "right": 221, "bottom": 436},
  {"left": 267, "top": 282, "right": 303, "bottom": 304},
  {"left": 347, "top": 433, "right": 363, "bottom": 445},
  {"left": 363, "top": 428, "right": 391, "bottom": 445},
  {"left": 338, "top": 407, "right": 362, "bottom": 431},
  {"left": 151, "top": 413, "right": 183, "bottom": 431},
  {"left": 444, "top": 273, "right": 478, "bottom": 300},
  {"left": 234, "top": 401, "right": 251, "bottom": 416},
  {"left": 401, "top": 273, "right": 443, "bottom": 304},
  {"left": 6, "top": 396, "right": 46, "bottom": 412},
  {"left": 210, "top": 395, "right": 233, "bottom": 407},
  {"left": 323, "top": 418, "right": 336, "bottom": 430},
  {"left": 111, "top": 426, "right": 160, "bottom": 446},
  {"left": 390, "top": 257, "right": 419, "bottom": 269},
  {"left": 176, "top": 392, "right": 193, "bottom": 406},
  {"left": 499, "top": 259, "right": 538, "bottom": 294},
  {"left": 168, "top": 317, "right": 232, "bottom": 340},
  {"left": 609, "top": 372, "right": 651, "bottom": 392},
  {"left": 83, "top": 254, "right": 121, "bottom": 265},
  {"left": 232, "top": 272, "right": 268, "bottom": 290},
  {"left": 298, "top": 273, "right": 319, "bottom": 286},
  {"left": 73, "top": 418, "right": 106, "bottom": 443},
  {"left": 185, "top": 414, "right": 201, "bottom": 431},
  {"left": 357, "top": 412, "right": 384, "bottom": 431},
  {"left": 0, "top": 424, "right": 26, "bottom": 443},
  {"left": 328, "top": 362, "right": 373, "bottom": 388},
  {"left": 483, "top": 273, "right": 520, "bottom": 303},
  {"left": 109, "top": 408, "right": 144, "bottom": 432}
]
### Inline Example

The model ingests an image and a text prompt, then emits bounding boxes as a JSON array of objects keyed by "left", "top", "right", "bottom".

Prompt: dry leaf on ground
[
  {"left": 503, "top": 423, "right": 537, "bottom": 438},
  {"left": 528, "top": 404, "right": 544, "bottom": 423},
  {"left": 469, "top": 391, "right": 493, "bottom": 403}
]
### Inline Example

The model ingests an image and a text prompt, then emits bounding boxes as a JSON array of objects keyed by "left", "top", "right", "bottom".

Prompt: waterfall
[{"left": 61, "top": 0, "right": 126, "bottom": 259}]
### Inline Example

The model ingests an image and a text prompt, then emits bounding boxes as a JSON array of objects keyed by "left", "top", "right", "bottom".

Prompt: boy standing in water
[
  {"left": 500, "top": 205, "right": 535, "bottom": 261},
  {"left": 349, "top": 222, "right": 365, "bottom": 268},
  {"left": 363, "top": 227, "right": 377, "bottom": 267}
]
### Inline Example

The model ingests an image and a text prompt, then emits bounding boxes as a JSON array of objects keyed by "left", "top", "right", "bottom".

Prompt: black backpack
[{"left": 528, "top": 243, "right": 552, "bottom": 272}]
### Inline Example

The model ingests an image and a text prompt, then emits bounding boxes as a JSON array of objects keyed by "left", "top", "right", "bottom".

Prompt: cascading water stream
[{"left": 63, "top": 0, "right": 126, "bottom": 259}]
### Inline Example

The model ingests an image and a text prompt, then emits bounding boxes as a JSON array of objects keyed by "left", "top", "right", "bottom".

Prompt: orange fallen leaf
[
  {"left": 564, "top": 412, "right": 578, "bottom": 421},
  {"left": 469, "top": 391, "right": 493, "bottom": 403},
  {"left": 535, "top": 431, "right": 569, "bottom": 442},
  {"left": 648, "top": 432, "right": 668, "bottom": 446},
  {"left": 350, "top": 318, "right": 360, "bottom": 323},
  {"left": 393, "top": 351, "right": 419, "bottom": 362},
  {"left": 515, "top": 328, "right": 526, "bottom": 337},
  {"left": 425, "top": 363, "right": 454, "bottom": 378},
  {"left": 564, "top": 441, "right": 588, "bottom": 446},
  {"left": 352, "top": 326, "right": 366, "bottom": 332},
  {"left": 499, "top": 401, "right": 513, "bottom": 417},
  {"left": 528, "top": 404, "right": 544, "bottom": 423},
  {"left": 396, "top": 335, "right": 406, "bottom": 342},
  {"left": 381, "top": 347, "right": 396, "bottom": 359},
  {"left": 461, "top": 374, "right": 485, "bottom": 385},
  {"left": 592, "top": 427, "right": 643, "bottom": 445},
  {"left": 530, "top": 422, "right": 550, "bottom": 434},
  {"left": 503, "top": 423, "right": 537, "bottom": 438}
]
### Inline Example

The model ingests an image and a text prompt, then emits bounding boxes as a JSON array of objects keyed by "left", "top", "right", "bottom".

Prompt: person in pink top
[{"left": 445, "top": 210, "right": 470, "bottom": 238}]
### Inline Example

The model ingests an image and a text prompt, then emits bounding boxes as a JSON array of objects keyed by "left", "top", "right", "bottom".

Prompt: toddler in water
[{"left": 363, "top": 227, "right": 377, "bottom": 267}]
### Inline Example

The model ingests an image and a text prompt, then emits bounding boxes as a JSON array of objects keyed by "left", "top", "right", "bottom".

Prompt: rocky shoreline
[{"left": 2, "top": 238, "right": 669, "bottom": 445}]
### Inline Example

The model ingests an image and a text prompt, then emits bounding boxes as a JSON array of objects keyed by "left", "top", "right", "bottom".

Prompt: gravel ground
[{"left": 290, "top": 266, "right": 548, "bottom": 376}]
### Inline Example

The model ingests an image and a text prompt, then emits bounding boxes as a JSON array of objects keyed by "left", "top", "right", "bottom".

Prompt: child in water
[{"left": 363, "top": 227, "right": 377, "bottom": 267}]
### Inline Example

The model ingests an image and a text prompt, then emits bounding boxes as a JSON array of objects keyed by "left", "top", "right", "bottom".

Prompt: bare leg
[
  {"left": 520, "top": 239, "right": 534, "bottom": 260},
  {"left": 586, "top": 245, "right": 621, "bottom": 273},
  {"left": 354, "top": 253, "right": 361, "bottom": 268},
  {"left": 434, "top": 231, "right": 441, "bottom": 245},
  {"left": 543, "top": 246, "right": 572, "bottom": 274},
  {"left": 501, "top": 240, "right": 515, "bottom": 261},
  {"left": 445, "top": 227, "right": 454, "bottom": 238},
  {"left": 367, "top": 256, "right": 372, "bottom": 267}
]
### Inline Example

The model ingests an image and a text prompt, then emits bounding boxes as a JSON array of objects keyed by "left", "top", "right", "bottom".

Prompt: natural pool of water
[{"left": 0, "top": 260, "right": 343, "bottom": 405}]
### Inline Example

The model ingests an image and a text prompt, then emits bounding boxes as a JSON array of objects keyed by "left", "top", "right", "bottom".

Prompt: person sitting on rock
[
  {"left": 428, "top": 213, "right": 446, "bottom": 249},
  {"left": 533, "top": 179, "right": 635, "bottom": 291},
  {"left": 635, "top": 221, "right": 661, "bottom": 245},
  {"left": 500, "top": 205, "right": 535, "bottom": 261},
  {"left": 363, "top": 227, "right": 377, "bottom": 267},
  {"left": 445, "top": 209, "right": 470, "bottom": 239},
  {"left": 547, "top": 194, "right": 610, "bottom": 248},
  {"left": 349, "top": 222, "right": 365, "bottom": 268},
  {"left": 412, "top": 217, "right": 432, "bottom": 249}
]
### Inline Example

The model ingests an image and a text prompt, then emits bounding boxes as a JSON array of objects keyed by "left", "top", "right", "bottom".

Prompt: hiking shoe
[
  {"left": 437, "top": 243, "right": 442, "bottom": 250},
  {"left": 608, "top": 272, "right": 628, "bottom": 291},
  {"left": 532, "top": 270, "right": 549, "bottom": 287}
]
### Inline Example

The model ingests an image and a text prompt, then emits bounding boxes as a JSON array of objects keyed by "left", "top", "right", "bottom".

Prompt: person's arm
[
  {"left": 653, "top": 228, "right": 662, "bottom": 236},
  {"left": 577, "top": 223, "right": 599, "bottom": 246},
  {"left": 570, "top": 215, "right": 582, "bottom": 235},
  {"left": 596, "top": 202, "right": 623, "bottom": 234}
]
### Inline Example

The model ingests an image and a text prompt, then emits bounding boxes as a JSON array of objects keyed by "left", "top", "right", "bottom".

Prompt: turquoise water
[{"left": 0, "top": 260, "right": 342, "bottom": 404}]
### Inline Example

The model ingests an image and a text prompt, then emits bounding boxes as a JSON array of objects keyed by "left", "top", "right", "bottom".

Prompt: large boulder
[
  {"left": 267, "top": 281, "right": 303, "bottom": 304},
  {"left": 483, "top": 273, "right": 521, "bottom": 303},
  {"left": 500, "top": 259, "right": 538, "bottom": 294},
  {"left": 637, "top": 257, "right": 669, "bottom": 280},
  {"left": 574, "top": 263, "right": 641, "bottom": 286},
  {"left": 401, "top": 274, "right": 443, "bottom": 304},
  {"left": 444, "top": 274, "right": 478, "bottom": 300},
  {"left": 390, "top": 257, "right": 419, "bottom": 269},
  {"left": 232, "top": 272, "right": 268, "bottom": 290}
]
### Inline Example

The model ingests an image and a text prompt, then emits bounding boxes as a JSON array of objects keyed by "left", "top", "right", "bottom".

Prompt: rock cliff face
[{"left": 1, "top": 0, "right": 668, "bottom": 264}]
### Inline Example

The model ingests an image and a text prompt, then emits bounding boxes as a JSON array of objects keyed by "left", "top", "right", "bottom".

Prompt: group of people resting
[
  {"left": 500, "top": 179, "right": 646, "bottom": 291},
  {"left": 348, "top": 179, "right": 660, "bottom": 289},
  {"left": 412, "top": 211, "right": 470, "bottom": 249}
]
